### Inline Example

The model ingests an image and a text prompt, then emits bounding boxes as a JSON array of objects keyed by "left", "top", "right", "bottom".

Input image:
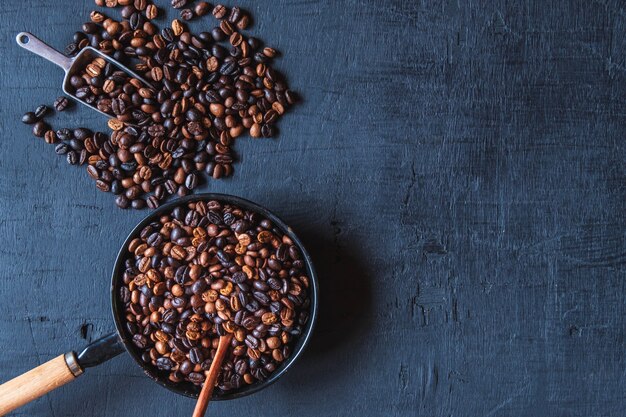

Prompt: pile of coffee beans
[
  {"left": 118, "top": 199, "right": 311, "bottom": 391},
  {"left": 65, "top": 56, "right": 152, "bottom": 125},
  {"left": 22, "top": 1, "right": 297, "bottom": 209}
]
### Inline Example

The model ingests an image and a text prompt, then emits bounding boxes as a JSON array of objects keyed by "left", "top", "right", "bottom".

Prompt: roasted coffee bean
[
  {"left": 132, "top": 334, "right": 148, "bottom": 349},
  {"left": 21, "top": 112, "right": 37, "bottom": 124},
  {"left": 184, "top": 173, "right": 197, "bottom": 190},
  {"left": 131, "top": 198, "right": 146, "bottom": 210},
  {"left": 74, "top": 128, "right": 92, "bottom": 141},
  {"left": 146, "top": 4, "right": 158, "bottom": 19},
  {"left": 180, "top": 8, "right": 193, "bottom": 20},
  {"left": 56, "top": 128, "right": 71, "bottom": 141},
  {"left": 33, "top": 121, "right": 48, "bottom": 137},
  {"left": 76, "top": 149, "right": 89, "bottom": 165},
  {"left": 228, "top": 6, "right": 241, "bottom": 24},
  {"left": 34, "top": 105, "right": 49, "bottom": 119},
  {"left": 189, "top": 347, "right": 204, "bottom": 364},
  {"left": 230, "top": 271, "right": 246, "bottom": 284},
  {"left": 210, "top": 27, "right": 226, "bottom": 41},
  {"left": 55, "top": 143, "right": 70, "bottom": 155},
  {"left": 146, "top": 195, "right": 159, "bottom": 209},
  {"left": 212, "top": 4, "right": 227, "bottom": 19},
  {"left": 54, "top": 96, "right": 71, "bottom": 111},
  {"left": 96, "top": 180, "right": 111, "bottom": 192},
  {"left": 171, "top": 0, "right": 187, "bottom": 8},
  {"left": 188, "top": 372, "right": 205, "bottom": 384},
  {"left": 44, "top": 130, "right": 58, "bottom": 144},
  {"left": 237, "top": 14, "right": 250, "bottom": 30},
  {"left": 178, "top": 359, "right": 193, "bottom": 375},
  {"left": 156, "top": 357, "right": 174, "bottom": 371},
  {"left": 116, "top": 195, "right": 130, "bottom": 209},
  {"left": 195, "top": 1, "right": 210, "bottom": 16}
]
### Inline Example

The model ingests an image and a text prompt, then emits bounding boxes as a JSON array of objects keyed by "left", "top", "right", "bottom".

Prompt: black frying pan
[{"left": 0, "top": 194, "right": 318, "bottom": 416}]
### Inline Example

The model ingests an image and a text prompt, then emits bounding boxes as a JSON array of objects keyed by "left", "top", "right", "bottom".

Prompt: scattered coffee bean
[
  {"left": 44, "top": 130, "right": 58, "bottom": 144},
  {"left": 21, "top": 112, "right": 37, "bottom": 124},
  {"left": 194, "top": 1, "right": 210, "bottom": 16},
  {"left": 34, "top": 105, "right": 49, "bottom": 119},
  {"left": 146, "top": 4, "right": 158, "bottom": 19},
  {"left": 180, "top": 8, "right": 193, "bottom": 20},
  {"left": 55, "top": 143, "right": 70, "bottom": 155},
  {"left": 116, "top": 195, "right": 130, "bottom": 209},
  {"left": 33, "top": 121, "right": 48, "bottom": 137},
  {"left": 54, "top": 96, "right": 71, "bottom": 112},
  {"left": 213, "top": 4, "right": 227, "bottom": 19},
  {"left": 67, "top": 151, "right": 78, "bottom": 165}
]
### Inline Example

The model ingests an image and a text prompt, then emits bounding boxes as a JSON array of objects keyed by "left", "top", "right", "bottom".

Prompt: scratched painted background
[{"left": 0, "top": 0, "right": 625, "bottom": 416}]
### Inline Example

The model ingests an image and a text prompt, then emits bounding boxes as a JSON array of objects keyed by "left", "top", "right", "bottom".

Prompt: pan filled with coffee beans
[{"left": 0, "top": 194, "right": 318, "bottom": 416}]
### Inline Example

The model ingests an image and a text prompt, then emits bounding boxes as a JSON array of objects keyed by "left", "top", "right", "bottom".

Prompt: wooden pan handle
[{"left": 0, "top": 352, "right": 83, "bottom": 416}]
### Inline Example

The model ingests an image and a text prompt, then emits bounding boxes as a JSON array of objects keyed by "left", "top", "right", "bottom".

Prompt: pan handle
[
  {"left": 15, "top": 32, "right": 73, "bottom": 72},
  {"left": 0, "top": 352, "right": 82, "bottom": 416},
  {"left": 0, "top": 333, "right": 125, "bottom": 416}
]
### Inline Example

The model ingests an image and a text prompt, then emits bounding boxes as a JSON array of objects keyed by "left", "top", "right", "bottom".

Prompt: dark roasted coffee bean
[
  {"left": 115, "top": 195, "right": 130, "bottom": 209},
  {"left": 73, "top": 128, "right": 92, "bottom": 141},
  {"left": 180, "top": 8, "right": 193, "bottom": 20},
  {"left": 78, "top": 147, "right": 89, "bottom": 163},
  {"left": 34, "top": 105, "right": 49, "bottom": 119},
  {"left": 96, "top": 180, "right": 111, "bottom": 192},
  {"left": 188, "top": 372, "right": 205, "bottom": 384},
  {"left": 212, "top": 4, "right": 227, "bottom": 18},
  {"left": 132, "top": 334, "right": 148, "bottom": 348},
  {"left": 156, "top": 357, "right": 173, "bottom": 371},
  {"left": 56, "top": 128, "right": 71, "bottom": 141},
  {"left": 146, "top": 195, "right": 159, "bottom": 209},
  {"left": 231, "top": 271, "right": 247, "bottom": 284},
  {"left": 179, "top": 360, "right": 193, "bottom": 374},
  {"left": 147, "top": 232, "right": 164, "bottom": 247},
  {"left": 33, "top": 121, "right": 48, "bottom": 137},
  {"left": 253, "top": 291, "right": 270, "bottom": 305},
  {"left": 189, "top": 347, "right": 204, "bottom": 364},
  {"left": 54, "top": 96, "right": 71, "bottom": 111},
  {"left": 75, "top": 86, "right": 90, "bottom": 99},
  {"left": 171, "top": 0, "right": 187, "bottom": 8},
  {"left": 22, "top": 112, "right": 37, "bottom": 124},
  {"left": 130, "top": 12, "right": 142, "bottom": 30},
  {"left": 253, "top": 280, "right": 269, "bottom": 291},
  {"left": 237, "top": 14, "right": 250, "bottom": 30},
  {"left": 184, "top": 173, "right": 197, "bottom": 190},
  {"left": 228, "top": 6, "right": 241, "bottom": 24},
  {"left": 267, "top": 277, "right": 281, "bottom": 290},
  {"left": 55, "top": 143, "right": 70, "bottom": 155},
  {"left": 245, "top": 334, "right": 259, "bottom": 349},
  {"left": 69, "top": 139, "right": 84, "bottom": 151},
  {"left": 195, "top": 1, "right": 210, "bottom": 16}
]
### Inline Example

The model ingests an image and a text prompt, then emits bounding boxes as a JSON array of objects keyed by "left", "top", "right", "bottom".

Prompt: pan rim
[{"left": 110, "top": 193, "right": 319, "bottom": 400}]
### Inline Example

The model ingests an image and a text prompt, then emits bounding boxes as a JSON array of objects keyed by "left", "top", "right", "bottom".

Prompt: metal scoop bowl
[{"left": 16, "top": 32, "right": 153, "bottom": 119}]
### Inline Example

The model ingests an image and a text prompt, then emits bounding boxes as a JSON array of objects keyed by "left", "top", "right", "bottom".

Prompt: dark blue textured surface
[{"left": 0, "top": 1, "right": 625, "bottom": 416}]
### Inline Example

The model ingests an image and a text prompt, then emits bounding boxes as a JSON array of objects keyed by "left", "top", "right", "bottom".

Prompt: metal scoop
[{"left": 15, "top": 32, "right": 153, "bottom": 119}]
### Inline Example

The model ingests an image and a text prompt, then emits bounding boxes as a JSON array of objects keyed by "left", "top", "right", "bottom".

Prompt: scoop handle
[
  {"left": 0, "top": 353, "right": 83, "bottom": 416},
  {"left": 16, "top": 32, "right": 73, "bottom": 72}
]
